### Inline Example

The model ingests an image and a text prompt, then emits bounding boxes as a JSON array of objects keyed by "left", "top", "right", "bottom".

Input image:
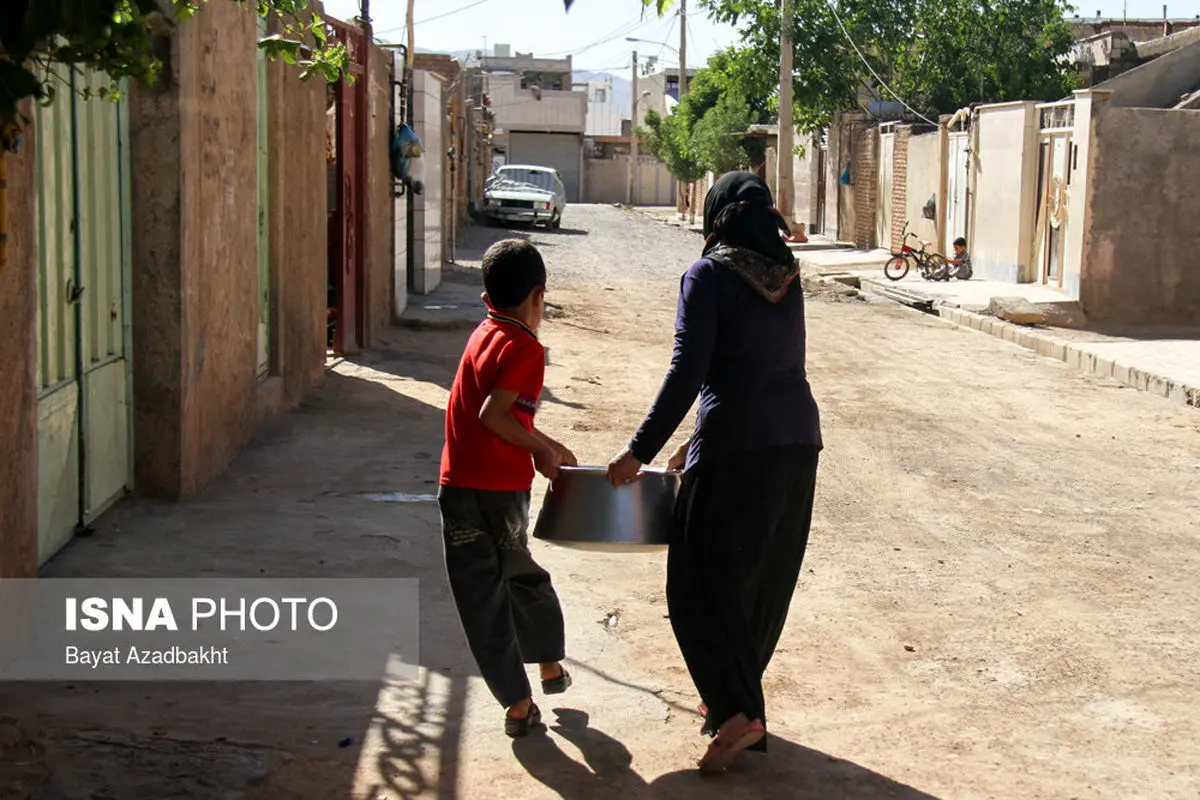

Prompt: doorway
[
  {"left": 816, "top": 146, "right": 828, "bottom": 236},
  {"left": 326, "top": 18, "right": 367, "bottom": 355},
  {"left": 34, "top": 67, "right": 133, "bottom": 564},
  {"left": 876, "top": 126, "right": 895, "bottom": 249}
]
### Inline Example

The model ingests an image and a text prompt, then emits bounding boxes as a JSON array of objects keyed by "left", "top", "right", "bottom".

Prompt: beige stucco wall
[
  {"left": 130, "top": 0, "right": 330, "bottom": 498},
  {"left": 0, "top": 110, "right": 39, "bottom": 578},
  {"left": 905, "top": 131, "right": 941, "bottom": 247},
  {"left": 970, "top": 102, "right": 1040, "bottom": 283},
  {"left": 1080, "top": 104, "right": 1200, "bottom": 324}
]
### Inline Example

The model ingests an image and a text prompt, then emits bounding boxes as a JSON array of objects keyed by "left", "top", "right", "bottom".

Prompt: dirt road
[{"left": 3, "top": 205, "right": 1199, "bottom": 799}]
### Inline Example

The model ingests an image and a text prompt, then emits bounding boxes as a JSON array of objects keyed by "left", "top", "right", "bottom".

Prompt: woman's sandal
[
  {"left": 698, "top": 703, "right": 767, "bottom": 754},
  {"left": 698, "top": 715, "right": 766, "bottom": 775},
  {"left": 541, "top": 666, "right": 572, "bottom": 695},
  {"left": 504, "top": 703, "right": 543, "bottom": 738}
]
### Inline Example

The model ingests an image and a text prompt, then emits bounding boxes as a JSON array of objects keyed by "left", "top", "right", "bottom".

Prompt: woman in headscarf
[{"left": 608, "top": 171, "right": 822, "bottom": 773}]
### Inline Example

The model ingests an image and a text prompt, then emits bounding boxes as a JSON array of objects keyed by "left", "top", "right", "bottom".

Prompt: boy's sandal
[
  {"left": 541, "top": 667, "right": 572, "bottom": 695},
  {"left": 504, "top": 703, "right": 543, "bottom": 738}
]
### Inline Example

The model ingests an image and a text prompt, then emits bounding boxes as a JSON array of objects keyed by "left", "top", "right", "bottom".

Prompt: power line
[
  {"left": 823, "top": 0, "right": 936, "bottom": 126},
  {"left": 417, "top": 0, "right": 493, "bottom": 25},
  {"left": 376, "top": 0, "right": 493, "bottom": 33}
]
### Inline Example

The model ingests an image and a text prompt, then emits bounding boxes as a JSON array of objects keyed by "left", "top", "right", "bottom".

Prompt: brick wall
[
  {"left": 890, "top": 126, "right": 911, "bottom": 252},
  {"left": 852, "top": 123, "right": 878, "bottom": 248}
]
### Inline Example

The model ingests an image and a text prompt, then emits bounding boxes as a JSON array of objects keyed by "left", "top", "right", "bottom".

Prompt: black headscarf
[{"left": 702, "top": 171, "right": 795, "bottom": 267}]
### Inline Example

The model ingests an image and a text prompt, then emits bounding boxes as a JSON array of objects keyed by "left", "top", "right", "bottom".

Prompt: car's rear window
[{"left": 497, "top": 169, "right": 556, "bottom": 191}]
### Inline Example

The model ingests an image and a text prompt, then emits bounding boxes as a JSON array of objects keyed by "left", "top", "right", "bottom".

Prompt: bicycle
[{"left": 884, "top": 222, "right": 951, "bottom": 282}]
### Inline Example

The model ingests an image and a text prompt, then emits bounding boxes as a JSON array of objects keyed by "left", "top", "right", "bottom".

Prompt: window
[{"left": 594, "top": 88, "right": 607, "bottom": 103}]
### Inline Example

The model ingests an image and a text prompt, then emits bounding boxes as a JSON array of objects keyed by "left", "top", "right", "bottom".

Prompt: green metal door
[
  {"left": 256, "top": 17, "right": 271, "bottom": 378},
  {"left": 34, "top": 67, "right": 133, "bottom": 565}
]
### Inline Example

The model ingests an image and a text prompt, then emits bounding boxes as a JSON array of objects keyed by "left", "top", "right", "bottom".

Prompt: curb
[{"left": 935, "top": 306, "right": 1200, "bottom": 408}]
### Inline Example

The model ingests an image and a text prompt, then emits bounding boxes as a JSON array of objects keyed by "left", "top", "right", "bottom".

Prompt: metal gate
[
  {"left": 509, "top": 132, "right": 582, "bottom": 202},
  {"left": 876, "top": 127, "right": 895, "bottom": 249},
  {"left": 35, "top": 68, "right": 133, "bottom": 564},
  {"left": 327, "top": 18, "right": 366, "bottom": 354}
]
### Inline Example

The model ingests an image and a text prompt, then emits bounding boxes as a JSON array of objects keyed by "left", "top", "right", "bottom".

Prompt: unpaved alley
[{"left": 3, "top": 205, "right": 1200, "bottom": 800}]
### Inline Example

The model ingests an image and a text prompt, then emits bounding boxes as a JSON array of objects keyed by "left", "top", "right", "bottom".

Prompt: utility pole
[
  {"left": 406, "top": 0, "right": 415, "bottom": 68},
  {"left": 677, "top": 0, "right": 688, "bottom": 217},
  {"left": 629, "top": 50, "right": 639, "bottom": 206},
  {"left": 679, "top": 0, "right": 688, "bottom": 99},
  {"left": 777, "top": 0, "right": 795, "bottom": 222}
]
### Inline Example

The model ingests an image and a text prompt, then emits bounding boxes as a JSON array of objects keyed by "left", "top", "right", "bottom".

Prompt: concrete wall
[
  {"left": 1098, "top": 40, "right": 1200, "bottom": 108},
  {"left": 905, "top": 130, "right": 941, "bottom": 247},
  {"left": 412, "top": 70, "right": 444, "bottom": 295},
  {"left": 970, "top": 102, "right": 1040, "bottom": 283},
  {"left": 1080, "top": 105, "right": 1200, "bottom": 324},
  {"left": 0, "top": 112, "right": 39, "bottom": 578},
  {"left": 790, "top": 135, "right": 820, "bottom": 233},
  {"left": 130, "top": 0, "right": 329, "bottom": 498},
  {"left": 364, "top": 47, "right": 394, "bottom": 342},
  {"left": 584, "top": 156, "right": 675, "bottom": 205}
]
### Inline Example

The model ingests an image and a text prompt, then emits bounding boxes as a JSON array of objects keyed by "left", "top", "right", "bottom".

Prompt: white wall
[
  {"left": 906, "top": 131, "right": 941, "bottom": 246},
  {"left": 412, "top": 70, "right": 443, "bottom": 295},
  {"left": 1061, "top": 90, "right": 1108, "bottom": 299},
  {"left": 970, "top": 102, "right": 1040, "bottom": 283}
]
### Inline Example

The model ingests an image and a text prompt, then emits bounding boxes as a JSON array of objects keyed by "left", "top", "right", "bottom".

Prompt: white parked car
[{"left": 484, "top": 165, "right": 566, "bottom": 229}]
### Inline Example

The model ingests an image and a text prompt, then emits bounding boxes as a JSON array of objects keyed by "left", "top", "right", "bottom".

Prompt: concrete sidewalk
[{"left": 797, "top": 248, "right": 1200, "bottom": 409}]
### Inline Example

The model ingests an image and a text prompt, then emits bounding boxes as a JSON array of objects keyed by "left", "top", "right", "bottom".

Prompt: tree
[
  {"left": 0, "top": 1, "right": 349, "bottom": 128},
  {"left": 699, "top": 0, "right": 1076, "bottom": 134},
  {"left": 692, "top": 91, "right": 755, "bottom": 174},
  {"left": 641, "top": 108, "right": 707, "bottom": 187}
]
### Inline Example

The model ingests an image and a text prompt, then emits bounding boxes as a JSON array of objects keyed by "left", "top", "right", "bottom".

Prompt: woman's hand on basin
[
  {"left": 607, "top": 448, "right": 643, "bottom": 487},
  {"left": 666, "top": 439, "right": 690, "bottom": 472}
]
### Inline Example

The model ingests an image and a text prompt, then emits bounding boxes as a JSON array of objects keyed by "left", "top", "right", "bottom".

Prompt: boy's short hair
[
  {"left": 954, "top": 237, "right": 967, "bottom": 248},
  {"left": 482, "top": 239, "right": 547, "bottom": 309}
]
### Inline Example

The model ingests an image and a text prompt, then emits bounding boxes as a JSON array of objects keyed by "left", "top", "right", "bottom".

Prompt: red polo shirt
[{"left": 440, "top": 314, "right": 544, "bottom": 492}]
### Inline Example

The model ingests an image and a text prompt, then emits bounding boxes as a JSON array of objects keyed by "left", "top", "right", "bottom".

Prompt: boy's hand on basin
[{"left": 535, "top": 446, "right": 565, "bottom": 481}]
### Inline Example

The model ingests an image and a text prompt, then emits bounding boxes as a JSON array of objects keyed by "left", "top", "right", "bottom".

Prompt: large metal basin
[{"left": 532, "top": 466, "right": 680, "bottom": 553}]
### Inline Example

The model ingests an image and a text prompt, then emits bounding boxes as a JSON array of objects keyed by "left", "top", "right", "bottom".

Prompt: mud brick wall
[
  {"left": 890, "top": 126, "right": 911, "bottom": 252},
  {"left": 852, "top": 124, "right": 878, "bottom": 248}
]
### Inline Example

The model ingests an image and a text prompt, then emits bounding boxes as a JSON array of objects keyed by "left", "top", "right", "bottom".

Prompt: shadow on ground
[
  {"left": 513, "top": 707, "right": 940, "bottom": 800},
  {"left": 0, "top": 364, "right": 480, "bottom": 799}
]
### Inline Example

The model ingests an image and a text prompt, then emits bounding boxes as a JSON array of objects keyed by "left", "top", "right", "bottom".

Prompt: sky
[{"left": 321, "top": 0, "right": 1200, "bottom": 78}]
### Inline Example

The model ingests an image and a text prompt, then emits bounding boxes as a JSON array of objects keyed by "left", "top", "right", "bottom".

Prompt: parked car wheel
[{"left": 550, "top": 212, "right": 562, "bottom": 230}]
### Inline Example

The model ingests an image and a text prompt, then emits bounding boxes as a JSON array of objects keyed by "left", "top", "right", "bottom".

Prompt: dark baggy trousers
[
  {"left": 667, "top": 445, "right": 820, "bottom": 734},
  {"left": 438, "top": 485, "right": 566, "bottom": 708}
]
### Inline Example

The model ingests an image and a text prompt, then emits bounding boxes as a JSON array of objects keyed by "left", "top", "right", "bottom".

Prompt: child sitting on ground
[
  {"left": 949, "top": 237, "right": 973, "bottom": 280},
  {"left": 438, "top": 238, "right": 577, "bottom": 738}
]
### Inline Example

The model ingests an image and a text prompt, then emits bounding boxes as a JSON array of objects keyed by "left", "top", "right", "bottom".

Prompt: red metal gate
[{"left": 328, "top": 18, "right": 366, "bottom": 355}]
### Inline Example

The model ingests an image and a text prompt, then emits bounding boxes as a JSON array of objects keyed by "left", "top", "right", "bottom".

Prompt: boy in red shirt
[{"left": 439, "top": 239, "right": 577, "bottom": 738}]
